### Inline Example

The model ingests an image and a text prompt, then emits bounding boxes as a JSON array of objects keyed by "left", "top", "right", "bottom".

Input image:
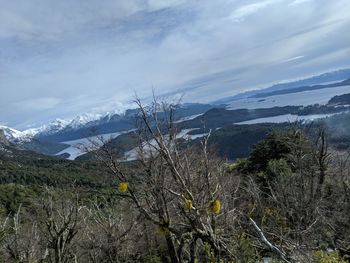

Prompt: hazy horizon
[{"left": 1, "top": 0, "right": 350, "bottom": 129}]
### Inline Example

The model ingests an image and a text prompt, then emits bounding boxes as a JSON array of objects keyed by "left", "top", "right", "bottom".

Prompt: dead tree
[
  {"left": 92, "top": 97, "right": 237, "bottom": 262},
  {"left": 314, "top": 129, "right": 331, "bottom": 198},
  {"left": 41, "top": 192, "right": 82, "bottom": 263}
]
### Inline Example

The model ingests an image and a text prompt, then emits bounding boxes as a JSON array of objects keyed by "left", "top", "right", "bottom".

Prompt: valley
[
  {"left": 1, "top": 70, "right": 350, "bottom": 263},
  {"left": 2, "top": 71, "right": 350, "bottom": 161},
  {"left": 2, "top": 2, "right": 350, "bottom": 261}
]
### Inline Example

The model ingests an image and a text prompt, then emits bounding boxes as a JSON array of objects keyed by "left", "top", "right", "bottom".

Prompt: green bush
[
  {"left": 314, "top": 251, "right": 346, "bottom": 263},
  {"left": 231, "top": 233, "right": 256, "bottom": 263},
  {"left": 142, "top": 254, "right": 162, "bottom": 263}
]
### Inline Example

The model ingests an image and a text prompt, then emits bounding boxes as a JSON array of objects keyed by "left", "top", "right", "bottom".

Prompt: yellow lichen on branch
[
  {"left": 118, "top": 182, "right": 129, "bottom": 193},
  {"left": 184, "top": 198, "right": 193, "bottom": 210},
  {"left": 209, "top": 199, "right": 221, "bottom": 214}
]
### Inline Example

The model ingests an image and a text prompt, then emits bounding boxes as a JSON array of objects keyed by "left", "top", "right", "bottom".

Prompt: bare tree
[
  {"left": 81, "top": 198, "right": 140, "bottom": 263},
  {"left": 40, "top": 191, "right": 82, "bottom": 263},
  {"left": 6, "top": 206, "right": 42, "bottom": 261},
  {"left": 91, "top": 97, "right": 239, "bottom": 262}
]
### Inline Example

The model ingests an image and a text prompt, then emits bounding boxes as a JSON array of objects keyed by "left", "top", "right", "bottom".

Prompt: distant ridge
[
  {"left": 213, "top": 68, "right": 350, "bottom": 104},
  {"left": 251, "top": 78, "right": 350, "bottom": 98}
]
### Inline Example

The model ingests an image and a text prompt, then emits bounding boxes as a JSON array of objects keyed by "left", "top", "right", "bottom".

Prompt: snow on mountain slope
[
  {"left": 0, "top": 118, "right": 75, "bottom": 143},
  {"left": 0, "top": 125, "right": 32, "bottom": 143},
  {"left": 4, "top": 112, "right": 115, "bottom": 142},
  {"left": 28, "top": 119, "right": 71, "bottom": 136},
  {"left": 68, "top": 113, "right": 103, "bottom": 129}
]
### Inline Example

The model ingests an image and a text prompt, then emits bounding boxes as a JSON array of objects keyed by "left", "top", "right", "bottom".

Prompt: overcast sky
[{"left": 1, "top": 0, "right": 350, "bottom": 129}]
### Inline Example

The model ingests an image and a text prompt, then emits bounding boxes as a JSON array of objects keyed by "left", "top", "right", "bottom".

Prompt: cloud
[
  {"left": 281, "top": 56, "right": 305, "bottom": 63},
  {"left": 227, "top": 0, "right": 280, "bottom": 21},
  {"left": 289, "top": 0, "right": 314, "bottom": 6},
  {"left": 147, "top": 0, "right": 188, "bottom": 10},
  {"left": 0, "top": 0, "right": 349, "bottom": 128},
  {"left": 15, "top": 97, "right": 61, "bottom": 111}
]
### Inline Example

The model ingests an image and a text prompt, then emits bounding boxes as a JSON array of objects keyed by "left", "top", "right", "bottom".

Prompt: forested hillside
[{"left": 0, "top": 102, "right": 349, "bottom": 263}]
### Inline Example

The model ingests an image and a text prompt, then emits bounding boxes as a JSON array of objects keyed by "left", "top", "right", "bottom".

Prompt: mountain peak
[
  {"left": 0, "top": 129, "right": 10, "bottom": 146},
  {"left": 0, "top": 125, "right": 31, "bottom": 143},
  {"left": 69, "top": 113, "right": 103, "bottom": 129}
]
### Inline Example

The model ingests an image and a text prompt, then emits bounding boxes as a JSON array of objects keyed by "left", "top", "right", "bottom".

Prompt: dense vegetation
[{"left": 0, "top": 102, "right": 350, "bottom": 262}]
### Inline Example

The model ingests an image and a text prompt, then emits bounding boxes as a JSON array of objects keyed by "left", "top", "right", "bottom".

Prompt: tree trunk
[{"left": 165, "top": 235, "right": 180, "bottom": 263}]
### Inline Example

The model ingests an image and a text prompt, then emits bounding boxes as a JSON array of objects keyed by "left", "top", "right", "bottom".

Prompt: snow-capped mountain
[
  {"left": 8, "top": 113, "right": 111, "bottom": 141},
  {"left": 26, "top": 118, "right": 71, "bottom": 137},
  {"left": 1, "top": 102, "right": 217, "bottom": 146},
  {"left": 2, "top": 68, "right": 349, "bottom": 160},
  {"left": 35, "top": 111, "right": 125, "bottom": 135},
  {"left": 67, "top": 113, "right": 103, "bottom": 130},
  {"left": 0, "top": 125, "right": 33, "bottom": 143},
  {"left": 9, "top": 68, "right": 350, "bottom": 144},
  {"left": 0, "top": 118, "right": 74, "bottom": 144}
]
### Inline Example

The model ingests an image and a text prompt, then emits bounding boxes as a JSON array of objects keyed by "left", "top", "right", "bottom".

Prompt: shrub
[{"left": 314, "top": 251, "right": 346, "bottom": 263}]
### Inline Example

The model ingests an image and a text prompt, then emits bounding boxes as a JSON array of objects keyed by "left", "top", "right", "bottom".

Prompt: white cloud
[
  {"left": 281, "top": 56, "right": 305, "bottom": 63},
  {"left": 0, "top": 0, "right": 349, "bottom": 128},
  {"left": 289, "top": 0, "right": 314, "bottom": 6},
  {"left": 0, "top": 0, "right": 146, "bottom": 40},
  {"left": 146, "top": 0, "right": 188, "bottom": 10},
  {"left": 15, "top": 97, "right": 61, "bottom": 111},
  {"left": 227, "top": 0, "right": 280, "bottom": 21}
]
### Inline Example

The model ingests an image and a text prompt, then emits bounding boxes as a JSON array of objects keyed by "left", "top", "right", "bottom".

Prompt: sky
[{"left": 0, "top": 0, "right": 350, "bottom": 129}]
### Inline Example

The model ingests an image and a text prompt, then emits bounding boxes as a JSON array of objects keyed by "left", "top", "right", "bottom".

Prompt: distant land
[{"left": 213, "top": 68, "right": 350, "bottom": 104}]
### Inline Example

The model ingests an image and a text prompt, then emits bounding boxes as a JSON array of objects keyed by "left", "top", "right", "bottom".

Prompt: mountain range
[{"left": 2, "top": 68, "right": 350, "bottom": 160}]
